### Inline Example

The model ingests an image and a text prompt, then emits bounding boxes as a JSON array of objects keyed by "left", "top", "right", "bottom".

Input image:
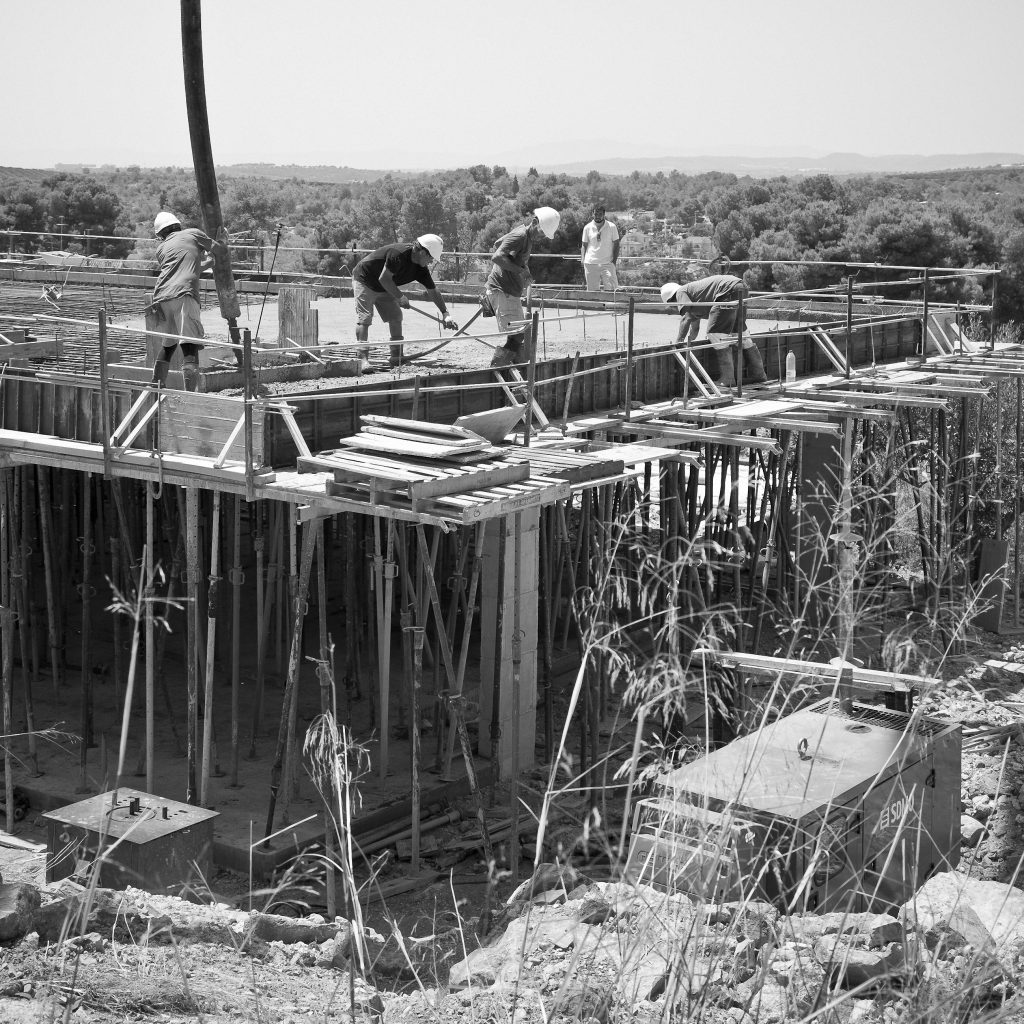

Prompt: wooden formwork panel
[{"left": 157, "top": 392, "right": 265, "bottom": 466}]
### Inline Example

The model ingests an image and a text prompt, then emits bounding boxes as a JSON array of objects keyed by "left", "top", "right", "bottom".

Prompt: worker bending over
[
  {"left": 661, "top": 274, "right": 768, "bottom": 388},
  {"left": 352, "top": 234, "right": 457, "bottom": 366},
  {"left": 486, "top": 206, "right": 560, "bottom": 368},
  {"left": 150, "top": 212, "right": 223, "bottom": 392}
]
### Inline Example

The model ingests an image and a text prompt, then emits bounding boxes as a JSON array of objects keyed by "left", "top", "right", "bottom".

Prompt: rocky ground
[{"left": 2, "top": 631, "right": 1024, "bottom": 1023}]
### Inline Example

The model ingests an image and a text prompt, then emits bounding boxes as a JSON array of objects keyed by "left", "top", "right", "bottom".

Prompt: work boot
[
  {"left": 743, "top": 345, "right": 768, "bottom": 385},
  {"left": 182, "top": 359, "right": 200, "bottom": 393},
  {"left": 714, "top": 348, "right": 736, "bottom": 388},
  {"left": 490, "top": 344, "right": 522, "bottom": 369}
]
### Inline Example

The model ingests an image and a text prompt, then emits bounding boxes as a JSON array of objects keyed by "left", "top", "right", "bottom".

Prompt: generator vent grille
[{"left": 817, "top": 699, "right": 946, "bottom": 737}]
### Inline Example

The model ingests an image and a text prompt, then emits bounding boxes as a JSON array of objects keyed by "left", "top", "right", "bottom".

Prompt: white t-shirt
[{"left": 582, "top": 220, "right": 619, "bottom": 264}]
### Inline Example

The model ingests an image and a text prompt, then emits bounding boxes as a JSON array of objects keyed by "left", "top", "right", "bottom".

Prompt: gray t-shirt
[
  {"left": 153, "top": 227, "right": 215, "bottom": 304},
  {"left": 486, "top": 224, "right": 532, "bottom": 297}
]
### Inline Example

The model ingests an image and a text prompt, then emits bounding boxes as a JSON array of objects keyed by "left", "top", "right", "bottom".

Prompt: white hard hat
[
  {"left": 660, "top": 282, "right": 681, "bottom": 304},
  {"left": 533, "top": 207, "right": 560, "bottom": 239},
  {"left": 154, "top": 211, "right": 181, "bottom": 236},
  {"left": 416, "top": 233, "right": 443, "bottom": 262}
]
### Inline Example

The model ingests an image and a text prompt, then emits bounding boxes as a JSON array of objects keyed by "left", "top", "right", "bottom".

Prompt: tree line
[{"left": 1, "top": 162, "right": 1022, "bottom": 323}]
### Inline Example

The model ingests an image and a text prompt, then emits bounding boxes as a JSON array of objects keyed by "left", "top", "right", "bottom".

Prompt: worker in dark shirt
[
  {"left": 660, "top": 274, "right": 768, "bottom": 388},
  {"left": 353, "top": 234, "right": 457, "bottom": 366},
  {"left": 150, "top": 211, "right": 223, "bottom": 391}
]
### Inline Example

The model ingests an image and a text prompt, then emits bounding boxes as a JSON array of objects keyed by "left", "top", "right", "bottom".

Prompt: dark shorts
[
  {"left": 353, "top": 279, "right": 403, "bottom": 338},
  {"left": 707, "top": 303, "right": 745, "bottom": 336}
]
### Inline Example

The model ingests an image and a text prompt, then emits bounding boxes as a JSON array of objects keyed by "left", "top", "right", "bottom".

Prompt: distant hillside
[
  {"left": 218, "top": 162, "right": 413, "bottom": 184},
  {"left": 536, "top": 152, "right": 1024, "bottom": 178},
  {"left": 0, "top": 166, "right": 54, "bottom": 185}
]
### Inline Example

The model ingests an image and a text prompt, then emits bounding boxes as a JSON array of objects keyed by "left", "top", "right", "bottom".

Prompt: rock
[
  {"left": 505, "top": 863, "right": 581, "bottom": 906},
  {"left": 782, "top": 912, "right": 900, "bottom": 948},
  {"left": 448, "top": 945, "right": 502, "bottom": 989},
  {"left": 740, "top": 981, "right": 791, "bottom": 1024},
  {"left": 576, "top": 895, "right": 613, "bottom": 925},
  {"left": 0, "top": 883, "right": 41, "bottom": 943},
  {"left": 971, "top": 795, "right": 995, "bottom": 820},
  {"left": 848, "top": 998, "right": 880, "bottom": 1023},
  {"left": 250, "top": 912, "right": 345, "bottom": 945},
  {"left": 708, "top": 900, "right": 778, "bottom": 949},
  {"left": 960, "top": 815, "right": 987, "bottom": 848},
  {"left": 814, "top": 936, "right": 906, "bottom": 987},
  {"left": 903, "top": 872, "right": 1024, "bottom": 968}
]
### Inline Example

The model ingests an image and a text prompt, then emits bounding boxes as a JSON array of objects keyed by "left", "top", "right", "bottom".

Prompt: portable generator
[{"left": 625, "top": 697, "right": 961, "bottom": 913}]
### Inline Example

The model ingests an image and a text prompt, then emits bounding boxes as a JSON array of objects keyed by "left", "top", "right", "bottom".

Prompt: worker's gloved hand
[
  {"left": 398, "top": 295, "right": 411, "bottom": 309},
  {"left": 442, "top": 317, "right": 459, "bottom": 331}
]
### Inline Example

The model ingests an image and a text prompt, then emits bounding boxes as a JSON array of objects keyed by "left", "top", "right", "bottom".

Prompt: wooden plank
[
  {"left": 0, "top": 338, "right": 60, "bottom": 360},
  {"left": 407, "top": 461, "right": 529, "bottom": 501},
  {"left": 361, "top": 414, "right": 479, "bottom": 440},
  {"left": 339, "top": 432, "right": 482, "bottom": 460},
  {"left": 360, "top": 425, "right": 487, "bottom": 450}
]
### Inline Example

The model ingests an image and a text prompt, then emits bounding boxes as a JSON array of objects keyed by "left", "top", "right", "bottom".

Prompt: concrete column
[{"left": 478, "top": 509, "right": 539, "bottom": 776}]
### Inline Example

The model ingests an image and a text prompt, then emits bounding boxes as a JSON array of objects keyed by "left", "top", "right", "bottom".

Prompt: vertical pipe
[
  {"left": 846, "top": 274, "right": 854, "bottom": 379},
  {"left": 624, "top": 297, "right": 635, "bottom": 420},
  {"left": 98, "top": 310, "right": 111, "bottom": 478},
  {"left": 243, "top": 328, "right": 254, "bottom": 501},
  {"left": 524, "top": 312, "right": 539, "bottom": 447},
  {"left": 735, "top": 290, "right": 744, "bottom": 398},
  {"left": 920, "top": 268, "right": 929, "bottom": 363}
]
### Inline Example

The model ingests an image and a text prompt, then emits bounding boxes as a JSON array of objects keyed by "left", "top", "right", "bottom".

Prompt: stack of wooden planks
[{"left": 338, "top": 414, "right": 496, "bottom": 463}]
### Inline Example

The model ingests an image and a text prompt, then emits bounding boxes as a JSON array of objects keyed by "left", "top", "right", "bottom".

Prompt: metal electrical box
[
  {"left": 44, "top": 788, "right": 218, "bottom": 895},
  {"left": 626, "top": 698, "right": 961, "bottom": 912}
]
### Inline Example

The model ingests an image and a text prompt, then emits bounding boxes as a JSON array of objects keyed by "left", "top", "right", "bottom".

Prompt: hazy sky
[{"left": 4, "top": 0, "right": 1021, "bottom": 170}]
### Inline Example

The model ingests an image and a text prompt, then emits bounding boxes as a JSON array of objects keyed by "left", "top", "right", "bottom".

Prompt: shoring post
[
  {"left": 510, "top": 509, "right": 523, "bottom": 881},
  {"left": 200, "top": 491, "right": 221, "bottom": 806},
  {"left": 145, "top": 483, "right": 155, "bottom": 792},
  {"left": 264, "top": 518, "right": 318, "bottom": 841},
  {"left": 243, "top": 328, "right": 254, "bottom": 501},
  {"left": 230, "top": 496, "right": 242, "bottom": 786},
  {"left": 406, "top": 623, "right": 424, "bottom": 872},
  {"left": 36, "top": 470, "right": 62, "bottom": 699},
  {"left": 1, "top": 471, "right": 14, "bottom": 828},
  {"left": 185, "top": 487, "right": 200, "bottom": 805},
  {"left": 624, "top": 297, "right": 635, "bottom": 420},
  {"left": 77, "top": 475, "right": 93, "bottom": 793}
]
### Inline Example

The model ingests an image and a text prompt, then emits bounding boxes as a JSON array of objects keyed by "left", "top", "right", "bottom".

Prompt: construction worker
[
  {"left": 580, "top": 202, "right": 619, "bottom": 292},
  {"left": 661, "top": 275, "right": 768, "bottom": 388},
  {"left": 486, "top": 206, "right": 560, "bottom": 368},
  {"left": 150, "top": 211, "right": 223, "bottom": 392},
  {"left": 352, "top": 234, "right": 457, "bottom": 366}
]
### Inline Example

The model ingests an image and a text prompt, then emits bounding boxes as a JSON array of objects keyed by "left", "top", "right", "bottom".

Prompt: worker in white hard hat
[
  {"left": 150, "top": 211, "right": 223, "bottom": 392},
  {"left": 663, "top": 274, "right": 768, "bottom": 388},
  {"left": 486, "top": 205, "right": 560, "bottom": 367},
  {"left": 580, "top": 202, "right": 619, "bottom": 292},
  {"left": 352, "top": 234, "right": 457, "bottom": 366}
]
